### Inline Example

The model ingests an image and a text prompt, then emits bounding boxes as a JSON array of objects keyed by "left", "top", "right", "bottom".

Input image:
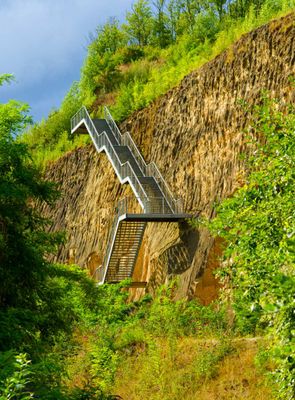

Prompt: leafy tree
[
  {"left": 0, "top": 74, "right": 14, "bottom": 87},
  {"left": 208, "top": 0, "right": 228, "bottom": 20},
  {"left": 229, "top": 0, "right": 265, "bottom": 18},
  {"left": 176, "top": 0, "right": 205, "bottom": 33},
  {"left": 166, "top": 0, "right": 182, "bottom": 40},
  {"left": 0, "top": 75, "right": 60, "bottom": 309},
  {"left": 192, "top": 7, "right": 220, "bottom": 43},
  {"left": 21, "top": 82, "right": 83, "bottom": 167},
  {"left": 91, "top": 17, "right": 127, "bottom": 56},
  {"left": 152, "top": 0, "right": 172, "bottom": 47},
  {"left": 81, "top": 22, "right": 125, "bottom": 104},
  {"left": 124, "top": 0, "right": 154, "bottom": 46},
  {"left": 0, "top": 75, "right": 109, "bottom": 397}
]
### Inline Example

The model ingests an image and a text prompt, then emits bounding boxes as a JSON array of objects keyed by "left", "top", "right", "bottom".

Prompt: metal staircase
[
  {"left": 71, "top": 106, "right": 189, "bottom": 284},
  {"left": 105, "top": 220, "right": 146, "bottom": 283}
]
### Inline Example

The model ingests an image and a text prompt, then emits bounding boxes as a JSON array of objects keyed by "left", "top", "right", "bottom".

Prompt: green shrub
[
  {"left": 0, "top": 351, "right": 34, "bottom": 400},
  {"left": 21, "top": 82, "right": 83, "bottom": 168},
  {"left": 207, "top": 93, "right": 295, "bottom": 398},
  {"left": 116, "top": 45, "right": 145, "bottom": 63},
  {"left": 193, "top": 340, "right": 234, "bottom": 381}
]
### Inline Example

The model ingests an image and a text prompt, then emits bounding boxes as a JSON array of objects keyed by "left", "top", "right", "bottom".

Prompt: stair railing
[
  {"left": 121, "top": 131, "right": 147, "bottom": 176},
  {"left": 71, "top": 107, "right": 186, "bottom": 284},
  {"left": 88, "top": 194, "right": 173, "bottom": 283},
  {"left": 101, "top": 211, "right": 120, "bottom": 282},
  {"left": 92, "top": 266, "right": 105, "bottom": 283},
  {"left": 71, "top": 106, "right": 149, "bottom": 211},
  {"left": 115, "top": 196, "right": 171, "bottom": 215},
  {"left": 99, "top": 196, "right": 141, "bottom": 283},
  {"left": 102, "top": 106, "right": 183, "bottom": 214},
  {"left": 104, "top": 106, "right": 121, "bottom": 144},
  {"left": 71, "top": 106, "right": 184, "bottom": 214},
  {"left": 146, "top": 162, "right": 183, "bottom": 213}
]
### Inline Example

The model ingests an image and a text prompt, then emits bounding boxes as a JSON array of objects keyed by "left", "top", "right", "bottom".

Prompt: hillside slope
[{"left": 44, "top": 13, "right": 295, "bottom": 301}]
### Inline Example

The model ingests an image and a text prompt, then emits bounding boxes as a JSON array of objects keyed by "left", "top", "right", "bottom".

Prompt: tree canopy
[{"left": 0, "top": 75, "right": 60, "bottom": 309}]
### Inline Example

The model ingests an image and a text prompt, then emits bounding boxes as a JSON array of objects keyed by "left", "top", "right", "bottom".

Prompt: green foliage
[
  {"left": 0, "top": 77, "right": 114, "bottom": 398},
  {"left": 193, "top": 339, "right": 234, "bottom": 381},
  {"left": 92, "top": 18, "right": 127, "bottom": 56},
  {"left": 81, "top": 49, "right": 121, "bottom": 103},
  {"left": 116, "top": 45, "right": 145, "bottom": 64},
  {"left": 0, "top": 248, "right": 122, "bottom": 397},
  {"left": 0, "top": 84, "right": 60, "bottom": 310},
  {"left": 0, "top": 352, "right": 34, "bottom": 400},
  {"left": 207, "top": 93, "right": 295, "bottom": 398},
  {"left": 229, "top": 0, "right": 263, "bottom": 17},
  {"left": 83, "top": 280, "right": 227, "bottom": 395},
  {"left": 0, "top": 74, "right": 14, "bottom": 87},
  {"left": 21, "top": 0, "right": 295, "bottom": 166},
  {"left": 21, "top": 82, "right": 85, "bottom": 168},
  {"left": 90, "top": 338, "right": 120, "bottom": 393},
  {"left": 109, "top": 0, "right": 293, "bottom": 121},
  {"left": 0, "top": 76, "right": 99, "bottom": 395},
  {"left": 152, "top": 0, "right": 171, "bottom": 47},
  {"left": 140, "top": 282, "right": 226, "bottom": 337},
  {"left": 124, "top": 0, "right": 154, "bottom": 46}
]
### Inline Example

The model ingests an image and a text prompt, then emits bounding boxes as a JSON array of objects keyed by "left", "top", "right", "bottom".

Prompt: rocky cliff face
[{"left": 44, "top": 13, "right": 295, "bottom": 301}]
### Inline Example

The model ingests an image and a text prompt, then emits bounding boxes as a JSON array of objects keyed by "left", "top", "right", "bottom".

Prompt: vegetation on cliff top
[{"left": 21, "top": 0, "right": 295, "bottom": 167}]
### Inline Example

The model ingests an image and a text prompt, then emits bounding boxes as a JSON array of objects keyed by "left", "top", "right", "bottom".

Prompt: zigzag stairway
[{"left": 71, "top": 106, "right": 190, "bottom": 285}]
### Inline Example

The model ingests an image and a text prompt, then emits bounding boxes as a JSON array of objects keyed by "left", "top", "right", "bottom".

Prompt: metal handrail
[
  {"left": 146, "top": 162, "right": 180, "bottom": 213},
  {"left": 102, "top": 211, "right": 120, "bottom": 279},
  {"left": 122, "top": 131, "right": 147, "bottom": 176},
  {"left": 104, "top": 106, "right": 121, "bottom": 144},
  {"left": 71, "top": 106, "right": 186, "bottom": 284},
  {"left": 90, "top": 194, "right": 171, "bottom": 284},
  {"left": 71, "top": 106, "right": 183, "bottom": 214},
  {"left": 92, "top": 266, "right": 104, "bottom": 282},
  {"left": 100, "top": 193, "right": 174, "bottom": 282},
  {"left": 71, "top": 106, "right": 149, "bottom": 211},
  {"left": 102, "top": 106, "right": 182, "bottom": 214},
  {"left": 116, "top": 195, "right": 173, "bottom": 215}
]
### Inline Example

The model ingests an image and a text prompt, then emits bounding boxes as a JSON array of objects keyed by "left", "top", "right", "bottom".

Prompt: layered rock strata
[{"left": 44, "top": 13, "right": 295, "bottom": 301}]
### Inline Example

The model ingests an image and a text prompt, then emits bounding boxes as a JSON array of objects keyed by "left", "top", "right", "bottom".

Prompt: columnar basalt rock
[{"left": 44, "top": 13, "right": 295, "bottom": 301}]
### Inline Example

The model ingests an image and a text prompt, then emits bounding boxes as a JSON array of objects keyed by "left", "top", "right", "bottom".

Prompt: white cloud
[{"left": 0, "top": 0, "right": 133, "bottom": 119}]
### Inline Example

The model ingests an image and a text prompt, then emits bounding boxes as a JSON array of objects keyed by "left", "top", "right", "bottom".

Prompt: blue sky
[{"left": 0, "top": 0, "right": 134, "bottom": 122}]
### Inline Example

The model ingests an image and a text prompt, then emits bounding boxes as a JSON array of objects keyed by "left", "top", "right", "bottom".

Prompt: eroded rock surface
[{"left": 44, "top": 14, "right": 295, "bottom": 301}]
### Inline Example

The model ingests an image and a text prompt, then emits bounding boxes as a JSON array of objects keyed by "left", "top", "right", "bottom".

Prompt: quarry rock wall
[{"left": 44, "top": 13, "right": 295, "bottom": 301}]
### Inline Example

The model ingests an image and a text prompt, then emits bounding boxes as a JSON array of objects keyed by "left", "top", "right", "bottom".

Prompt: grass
[
  {"left": 113, "top": 337, "right": 274, "bottom": 400},
  {"left": 1, "top": 277, "right": 275, "bottom": 399},
  {"left": 60, "top": 307, "right": 274, "bottom": 400}
]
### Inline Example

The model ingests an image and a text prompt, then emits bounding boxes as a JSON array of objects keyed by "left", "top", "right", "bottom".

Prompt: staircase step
[
  {"left": 105, "top": 220, "right": 147, "bottom": 282},
  {"left": 72, "top": 107, "right": 179, "bottom": 284},
  {"left": 114, "top": 146, "right": 143, "bottom": 176}
]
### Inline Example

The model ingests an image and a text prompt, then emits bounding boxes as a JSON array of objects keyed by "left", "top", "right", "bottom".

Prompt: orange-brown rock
[{"left": 43, "top": 13, "right": 295, "bottom": 301}]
